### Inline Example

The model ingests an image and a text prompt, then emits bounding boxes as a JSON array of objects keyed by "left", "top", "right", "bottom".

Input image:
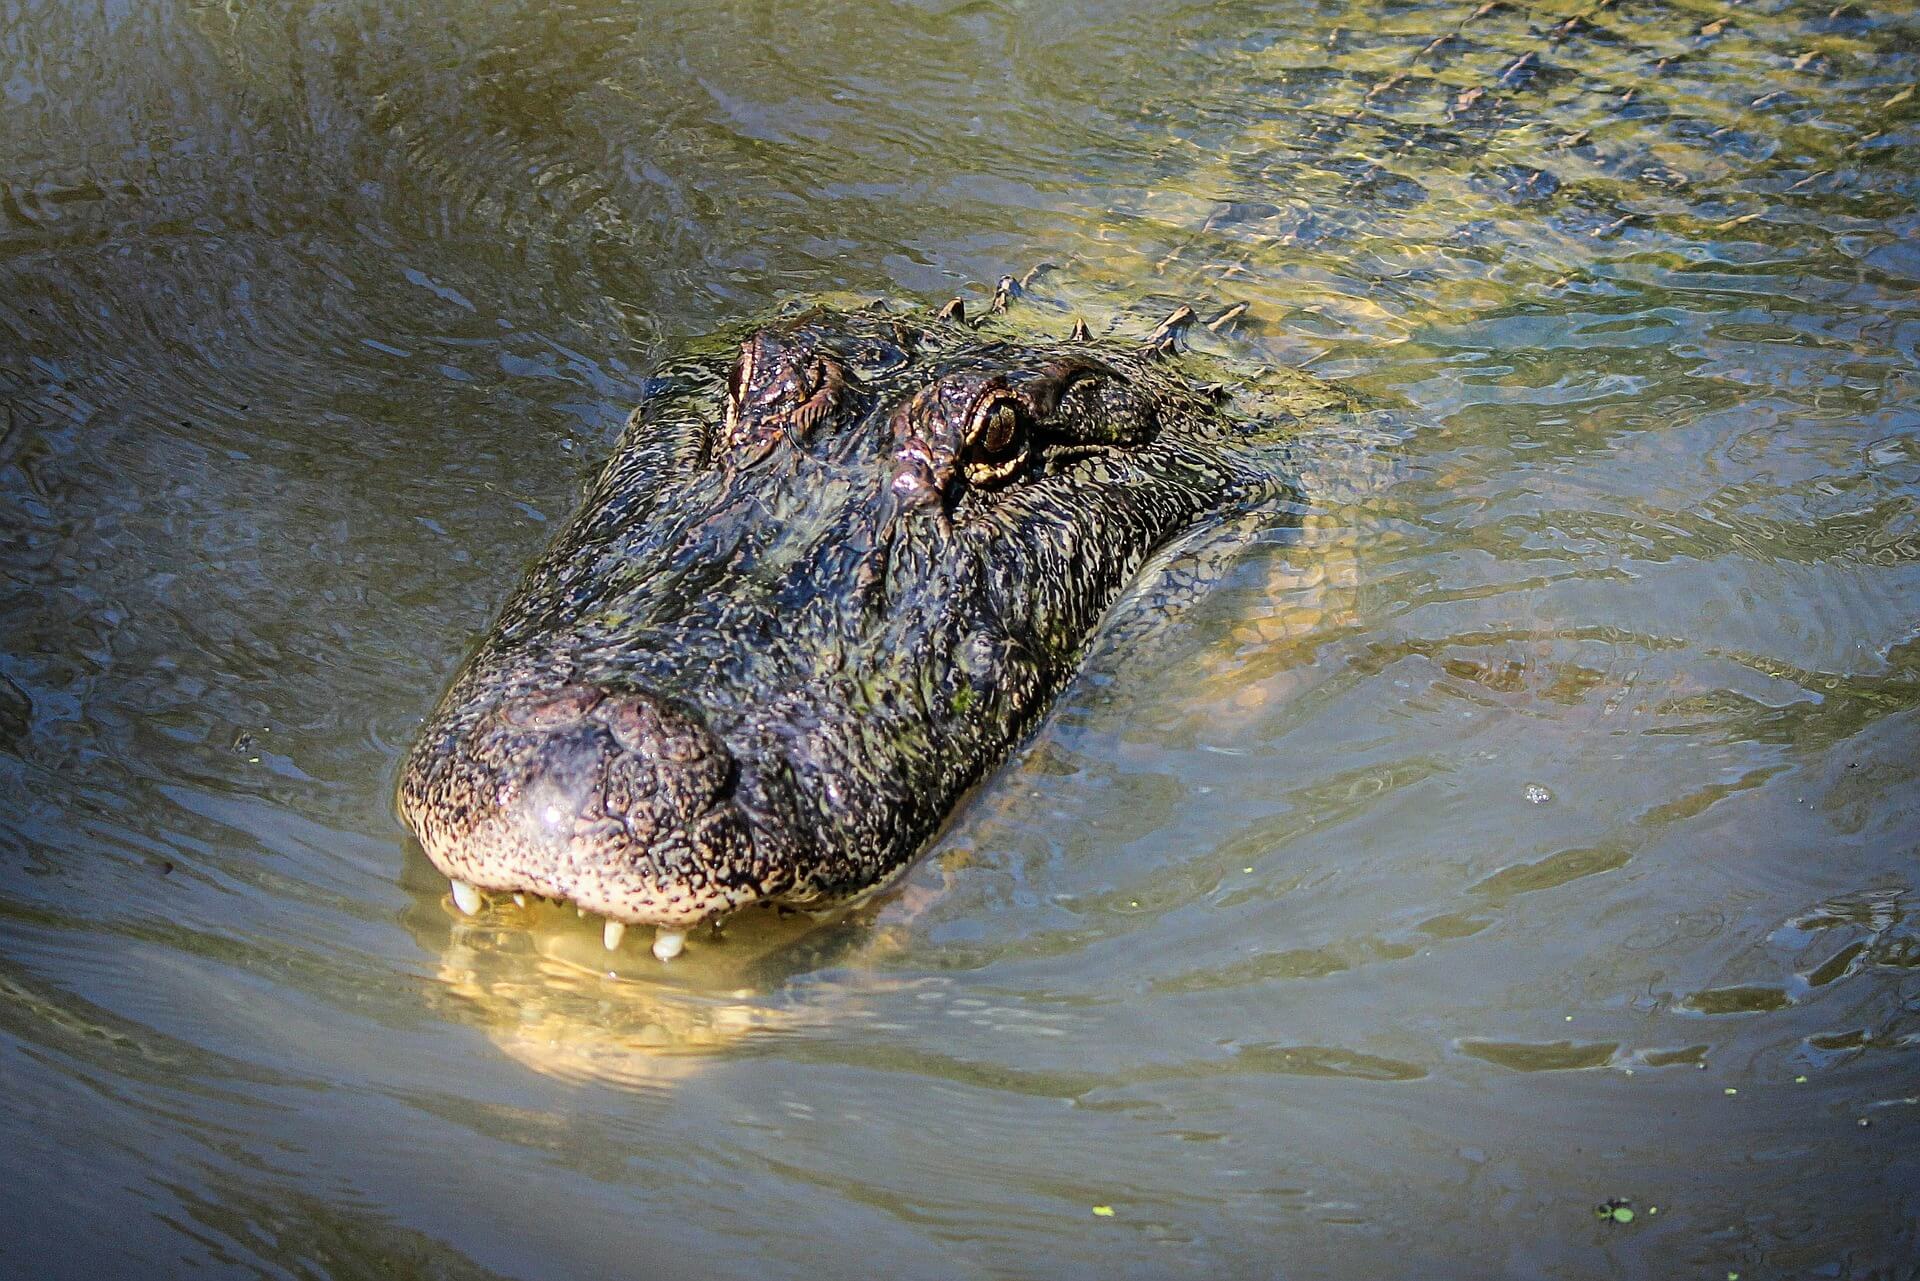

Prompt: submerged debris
[{"left": 1595, "top": 1197, "right": 1636, "bottom": 1224}]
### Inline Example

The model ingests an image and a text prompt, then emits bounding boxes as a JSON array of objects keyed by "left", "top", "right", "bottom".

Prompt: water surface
[{"left": 3, "top": 0, "right": 1918, "bottom": 1275}]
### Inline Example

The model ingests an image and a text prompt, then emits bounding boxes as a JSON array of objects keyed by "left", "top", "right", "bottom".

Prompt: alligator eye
[
  {"left": 961, "top": 393, "right": 1030, "bottom": 486},
  {"left": 980, "top": 401, "right": 1018, "bottom": 452}
]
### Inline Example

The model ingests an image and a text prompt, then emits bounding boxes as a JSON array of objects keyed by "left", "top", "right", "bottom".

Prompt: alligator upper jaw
[
  {"left": 414, "top": 830, "right": 765, "bottom": 964},
  {"left": 439, "top": 879, "right": 702, "bottom": 963},
  {"left": 399, "top": 681, "right": 795, "bottom": 962}
]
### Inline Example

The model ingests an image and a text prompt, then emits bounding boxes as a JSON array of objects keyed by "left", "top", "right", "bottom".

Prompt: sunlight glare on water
[{"left": 1, "top": 0, "right": 1917, "bottom": 1275}]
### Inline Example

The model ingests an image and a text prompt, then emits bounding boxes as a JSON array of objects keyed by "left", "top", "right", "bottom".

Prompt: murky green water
[{"left": 4, "top": 0, "right": 1918, "bottom": 1275}]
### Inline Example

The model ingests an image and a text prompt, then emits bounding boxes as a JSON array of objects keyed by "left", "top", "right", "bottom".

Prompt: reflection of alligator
[
  {"left": 398, "top": 288, "right": 1359, "bottom": 961},
  {"left": 421, "top": 891, "right": 888, "bottom": 1087}
]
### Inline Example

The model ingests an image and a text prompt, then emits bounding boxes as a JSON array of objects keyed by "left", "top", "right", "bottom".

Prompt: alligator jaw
[
  {"left": 399, "top": 679, "right": 789, "bottom": 953},
  {"left": 445, "top": 878, "right": 692, "bottom": 962}
]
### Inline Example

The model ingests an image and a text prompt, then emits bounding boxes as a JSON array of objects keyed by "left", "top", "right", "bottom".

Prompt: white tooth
[
  {"left": 513, "top": 893, "right": 526, "bottom": 907},
  {"left": 576, "top": 906, "right": 586, "bottom": 918},
  {"left": 652, "top": 928, "right": 686, "bottom": 962},
  {"left": 450, "top": 880, "right": 483, "bottom": 916},
  {"left": 603, "top": 920, "right": 626, "bottom": 951}
]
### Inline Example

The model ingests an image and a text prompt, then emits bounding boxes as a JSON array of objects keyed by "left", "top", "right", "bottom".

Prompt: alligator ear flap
[
  {"left": 1144, "top": 304, "right": 1197, "bottom": 357},
  {"left": 1069, "top": 318, "right": 1092, "bottom": 342},
  {"left": 1025, "top": 356, "right": 1158, "bottom": 447}
]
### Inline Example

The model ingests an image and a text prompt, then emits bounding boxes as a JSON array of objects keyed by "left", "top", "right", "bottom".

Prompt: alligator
[{"left": 397, "top": 284, "right": 1358, "bottom": 961}]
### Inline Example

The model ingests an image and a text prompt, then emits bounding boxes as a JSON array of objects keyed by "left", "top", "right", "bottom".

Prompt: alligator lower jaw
[{"left": 445, "top": 878, "right": 699, "bottom": 961}]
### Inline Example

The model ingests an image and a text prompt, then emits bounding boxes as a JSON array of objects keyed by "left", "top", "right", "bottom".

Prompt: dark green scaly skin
[{"left": 397, "top": 300, "right": 1356, "bottom": 929}]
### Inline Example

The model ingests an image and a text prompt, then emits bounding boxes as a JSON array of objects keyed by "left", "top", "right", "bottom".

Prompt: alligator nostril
[
  {"left": 496, "top": 685, "right": 603, "bottom": 730},
  {"left": 597, "top": 691, "right": 718, "bottom": 763},
  {"left": 586, "top": 691, "right": 740, "bottom": 846},
  {"left": 597, "top": 692, "right": 662, "bottom": 752}
]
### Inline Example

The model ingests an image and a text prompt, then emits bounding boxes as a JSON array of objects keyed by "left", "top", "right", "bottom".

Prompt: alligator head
[{"left": 397, "top": 296, "right": 1336, "bottom": 959}]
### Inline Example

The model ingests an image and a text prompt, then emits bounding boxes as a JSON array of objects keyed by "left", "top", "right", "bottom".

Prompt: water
[{"left": 3, "top": 0, "right": 1917, "bottom": 1275}]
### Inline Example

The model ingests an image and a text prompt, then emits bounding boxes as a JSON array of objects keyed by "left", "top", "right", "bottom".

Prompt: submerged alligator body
[{"left": 398, "top": 290, "right": 1351, "bottom": 959}]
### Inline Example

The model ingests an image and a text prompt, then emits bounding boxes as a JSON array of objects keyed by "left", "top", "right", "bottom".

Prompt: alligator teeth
[
  {"left": 512, "top": 893, "right": 526, "bottom": 907},
  {"left": 603, "top": 920, "right": 626, "bottom": 951},
  {"left": 450, "top": 879, "right": 483, "bottom": 916},
  {"left": 652, "top": 928, "right": 686, "bottom": 962}
]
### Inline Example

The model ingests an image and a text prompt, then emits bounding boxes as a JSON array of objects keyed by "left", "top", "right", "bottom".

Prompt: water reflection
[
  {"left": 417, "top": 892, "right": 897, "bottom": 1091},
  {"left": 3, "top": 0, "right": 1918, "bottom": 1273}
]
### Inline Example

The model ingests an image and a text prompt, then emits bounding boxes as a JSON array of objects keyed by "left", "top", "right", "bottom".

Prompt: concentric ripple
[{"left": 2, "top": 0, "right": 1917, "bottom": 1275}]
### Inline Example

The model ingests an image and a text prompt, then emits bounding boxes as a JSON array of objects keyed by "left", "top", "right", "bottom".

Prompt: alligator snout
[{"left": 402, "top": 682, "right": 771, "bottom": 959}]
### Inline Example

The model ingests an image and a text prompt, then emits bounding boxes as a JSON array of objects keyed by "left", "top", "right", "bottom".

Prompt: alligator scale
[{"left": 398, "top": 288, "right": 1353, "bottom": 960}]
